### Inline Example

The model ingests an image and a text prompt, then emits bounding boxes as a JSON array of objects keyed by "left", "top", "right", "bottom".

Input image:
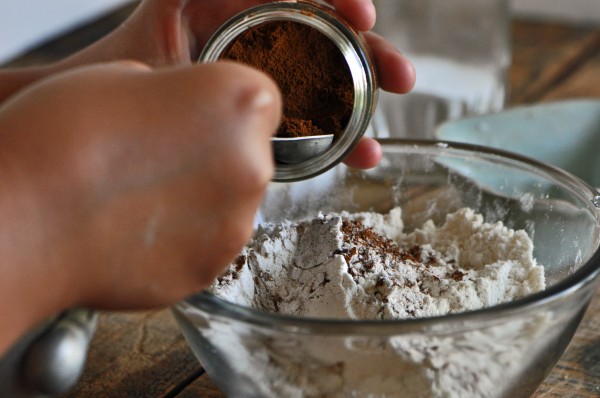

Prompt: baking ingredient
[
  {"left": 222, "top": 21, "right": 354, "bottom": 139},
  {"left": 212, "top": 207, "right": 545, "bottom": 319},
  {"left": 206, "top": 207, "right": 549, "bottom": 397}
]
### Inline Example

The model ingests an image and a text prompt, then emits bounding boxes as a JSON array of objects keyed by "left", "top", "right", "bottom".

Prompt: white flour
[
  {"left": 205, "top": 207, "right": 549, "bottom": 397},
  {"left": 211, "top": 207, "right": 545, "bottom": 319}
]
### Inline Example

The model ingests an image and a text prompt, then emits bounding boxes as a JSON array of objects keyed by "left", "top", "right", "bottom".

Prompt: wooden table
[{"left": 7, "top": 4, "right": 600, "bottom": 397}]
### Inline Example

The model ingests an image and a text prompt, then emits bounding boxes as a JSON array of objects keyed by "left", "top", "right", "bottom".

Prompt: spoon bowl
[{"left": 272, "top": 134, "right": 334, "bottom": 164}]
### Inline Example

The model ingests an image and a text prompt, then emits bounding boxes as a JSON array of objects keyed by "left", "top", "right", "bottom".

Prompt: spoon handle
[{"left": 0, "top": 308, "right": 97, "bottom": 397}]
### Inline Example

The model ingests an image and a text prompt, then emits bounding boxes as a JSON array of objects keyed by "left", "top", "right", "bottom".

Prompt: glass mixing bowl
[{"left": 173, "top": 140, "right": 600, "bottom": 398}]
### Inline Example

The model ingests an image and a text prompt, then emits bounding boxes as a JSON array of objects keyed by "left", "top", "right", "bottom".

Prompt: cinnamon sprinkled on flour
[{"left": 211, "top": 207, "right": 544, "bottom": 321}]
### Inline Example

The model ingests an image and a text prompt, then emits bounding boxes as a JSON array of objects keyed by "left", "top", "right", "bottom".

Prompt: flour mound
[{"left": 211, "top": 207, "right": 545, "bottom": 319}]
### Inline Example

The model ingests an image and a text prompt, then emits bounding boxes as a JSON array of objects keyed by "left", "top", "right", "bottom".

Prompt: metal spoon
[
  {"left": 272, "top": 134, "right": 334, "bottom": 164},
  {"left": 0, "top": 308, "right": 97, "bottom": 397}
]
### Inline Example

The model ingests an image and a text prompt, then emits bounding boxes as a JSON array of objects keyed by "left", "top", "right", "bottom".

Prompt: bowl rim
[{"left": 177, "top": 139, "right": 600, "bottom": 334}]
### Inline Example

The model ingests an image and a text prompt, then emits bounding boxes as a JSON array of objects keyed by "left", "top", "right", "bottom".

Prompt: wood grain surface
[{"left": 5, "top": 4, "right": 600, "bottom": 397}]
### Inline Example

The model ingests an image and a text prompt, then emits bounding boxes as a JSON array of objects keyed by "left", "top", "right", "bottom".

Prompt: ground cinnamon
[{"left": 222, "top": 20, "right": 354, "bottom": 139}]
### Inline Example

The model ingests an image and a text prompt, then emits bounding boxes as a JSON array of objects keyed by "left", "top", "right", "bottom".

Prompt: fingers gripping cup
[{"left": 200, "top": 1, "right": 378, "bottom": 182}]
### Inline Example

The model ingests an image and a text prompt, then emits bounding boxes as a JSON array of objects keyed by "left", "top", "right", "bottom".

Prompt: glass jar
[
  {"left": 199, "top": 0, "right": 377, "bottom": 182},
  {"left": 370, "top": 0, "right": 511, "bottom": 139}
]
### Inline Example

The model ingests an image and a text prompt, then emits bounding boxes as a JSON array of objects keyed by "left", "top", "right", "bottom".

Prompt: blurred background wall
[{"left": 1, "top": 0, "right": 599, "bottom": 65}]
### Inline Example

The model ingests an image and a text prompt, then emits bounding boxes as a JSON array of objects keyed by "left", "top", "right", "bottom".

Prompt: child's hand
[
  {"left": 0, "top": 1, "right": 417, "bottom": 354},
  {"left": 0, "top": 61, "right": 281, "bottom": 353},
  {"left": 21, "top": 0, "right": 415, "bottom": 168}
]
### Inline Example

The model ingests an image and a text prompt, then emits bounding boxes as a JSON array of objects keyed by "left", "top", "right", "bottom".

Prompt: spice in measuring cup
[
  {"left": 200, "top": 1, "right": 377, "bottom": 181},
  {"left": 222, "top": 21, "right": 354, "bottom": 140}
]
